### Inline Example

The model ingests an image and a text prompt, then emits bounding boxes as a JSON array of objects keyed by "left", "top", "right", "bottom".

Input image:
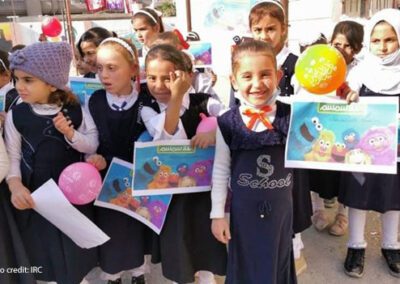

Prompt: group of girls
[{"left": 0, "top": 1, "right": 399, "bottom": 284}]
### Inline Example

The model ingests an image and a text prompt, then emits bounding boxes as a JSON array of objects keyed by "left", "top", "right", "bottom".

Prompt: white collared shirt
[{"left": 141, "top": 87, "right": 225, "bottom": 141}]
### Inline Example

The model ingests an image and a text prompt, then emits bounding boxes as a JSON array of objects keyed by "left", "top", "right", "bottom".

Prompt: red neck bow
[{"left": 242, "top": 105, "right": 274, "bottom": 130}]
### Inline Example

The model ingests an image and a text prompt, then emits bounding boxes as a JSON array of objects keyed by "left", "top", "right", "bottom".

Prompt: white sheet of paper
[{"left": 31, "top": 179, "right": 110, "bottom": 249}]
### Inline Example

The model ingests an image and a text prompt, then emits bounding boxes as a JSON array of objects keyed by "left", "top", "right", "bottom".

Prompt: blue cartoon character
[
  {"left": 342, "top": 128, "right": 360, "bottom": 150},
  {"left": 288, "top": 116, "right": 323, "bottom": 160},
  {"left": 109, "top": 178, "right": 140, "bottom": 211},
  {"left": 135, "top": 156, "right": 162, "bottom": 188}
]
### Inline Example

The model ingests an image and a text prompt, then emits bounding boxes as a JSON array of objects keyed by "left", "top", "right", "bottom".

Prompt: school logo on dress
[{"left": 237, "top": 155, "right": 292, "bottom": 189}]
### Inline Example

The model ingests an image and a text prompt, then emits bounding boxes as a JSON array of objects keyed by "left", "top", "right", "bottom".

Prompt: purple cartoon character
[
  {"left": 357, "top": 126, "right": 396, "bottom": 165},
  {"left": 188, "top": 160, "right": 213, "bottom": 186}
]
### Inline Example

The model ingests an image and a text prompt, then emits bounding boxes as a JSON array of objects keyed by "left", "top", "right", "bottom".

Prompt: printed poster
[
  {"left": 95, "top": 158, "right": 172, "bottom": 234},
  {"left": 285, "top": 97, "right": 399, "bottom": 174},
  {"left": 69, "top": 76, "right": 102, "bottom": 106},
  {"left": 188, "top": 42, "right": 213, "bottom": 68},
  {"left": 133, "top": 140, "right": 215, "bottom": 196},
  {"left": 0, "top": 92, "right": 5, "bottom": 111}
]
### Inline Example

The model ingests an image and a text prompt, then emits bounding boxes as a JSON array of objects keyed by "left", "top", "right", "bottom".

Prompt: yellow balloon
[{"left": 295, "top": 44, "right": 347, "bottom": 95}]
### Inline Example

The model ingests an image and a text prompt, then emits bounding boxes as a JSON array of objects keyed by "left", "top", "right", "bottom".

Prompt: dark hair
[
  {"left": 132, "top": 7, "right": 165, "bottom": 33},
  {"left": 186, "top": 31, "right": 200, "bottom": 42},
  {"left": 48, "top": 89, "right": 79, "bottom": 106},
  {"left": 300, "top": 33, "right": 328, "bottom": 53},
  {"left": 145, "top": 44, "right": 190, "bottom": 72},
  {"left": 331, "top": 21, "right": 364, "bottom": 53},
  {"left": 76, "top": 27, "right": 113, "bottom": 57},
  {"left": 231, "top": 39, "right": 277, "bottom": 74},
  {"left": 151, "top": 31, "right": 181, "bottom": 48},
  {"left": 10, "top": 44, "right": 26, "bottom": 53},
  {"left": 0, "top": 50, "right": 10, "bottom": 74}
]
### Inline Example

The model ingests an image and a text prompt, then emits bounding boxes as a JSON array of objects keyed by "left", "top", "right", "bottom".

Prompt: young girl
[
  {"left": 77, "top": 27, "right": 114, "bottom": 78},
  {"left": 5, "top": 42, "right": 99, "bottom": 283},
  {"left": 132, "top": 7, "right": 164, "bottom": 58},
  {"left": 141, "top": 44, "right": 227, "bottom": 284},
  {"left": 249, "top": 0, "right": 312, "bottom": 273},
  {"left": 310, "top": 20, "right": 364, "bottom": 236},
  {"left": 339, "top": 9, "right": 400, "bottom": 278},
  {"left": 86, "top": 37, "right": 153, "bottom": 284},
  {"left": 211, "top": 39, "right": 296, "bottom": 283}
]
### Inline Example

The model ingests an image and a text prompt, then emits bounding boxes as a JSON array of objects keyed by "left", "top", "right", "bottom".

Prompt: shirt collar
[{"left": 276, "top": 46, "right": 290, "bottom": 68}]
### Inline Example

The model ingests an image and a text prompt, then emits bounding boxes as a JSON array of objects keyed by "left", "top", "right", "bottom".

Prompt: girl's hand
[
  {"left": 346, "top": 90, "right": 359, "bottom": 104},
  {"left": 0, "top": 111, "right": 6, "bottom": 127},
  {"left": 191, "top": 131, "right": 216, "bottom": 149},
  {"left": 53, "top": 112, "right": 75, "bottom": 141},
  {"left": 336, "top": 82, "right": 359, "bottom": 104},
  {"left": 86, "top": 154, "right": 107, "bottom": 171},
  {"left": 211, "top": 218, "right": 231, "bottom": 244},
  {"left": 8, "top": 179, "right": 35, "bottom": 210},
  {"left": 169, "top": 70, "right": 192, "bottom": 101}
]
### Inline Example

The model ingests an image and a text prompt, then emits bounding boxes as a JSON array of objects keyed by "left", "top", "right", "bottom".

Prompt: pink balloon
[
  {"left": 41, "top": 16, "right": 62, "bottom": 37},
  {"left": 196, "top": 113, "right": 217, "bottom": 134},
  {"left": 58, "top": 162, "right": 102, "bottom": 205}
]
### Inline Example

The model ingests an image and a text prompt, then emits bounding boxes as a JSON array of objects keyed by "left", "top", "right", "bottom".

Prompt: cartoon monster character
[
  {"left": 344, "top": 149, "right": 372, "bottom": 165},
  {"left": 342, "top": 128, "right": 360, "bottom": 150},
  {"left": 135, "top": 156, "right": 162, "bottom": 188},
  {"left": 147, "top": 165, "right": 172, "bottom": 189},
  {"left": 176, "top": 163, "right": 189, "bottom": 177},
  {"left": 147, "top": 200, "right": 168, "bottom": 228},
  {"left": 289, "top": 116, "right": 323, "bottom": 160},
  {"left": 357, "top": 126, "right": 396, "bottom": 165},
  {"left": 168, "top": 172, "right": 180, "bottom": 187},
  {"left": 331, "top": 142, "right": 348, "bottom": 163},
  {"left": 304, "top": 129, "right": 336, "bottom": 162},
  {"left": 187, "top": 160, "right": 213, "bottom": 186},
  {"left": 136, "top": 206, "right": 151, "bottom": 221},
  {"left": 109, "top": 178, "right": 140, "bottom": 211}
]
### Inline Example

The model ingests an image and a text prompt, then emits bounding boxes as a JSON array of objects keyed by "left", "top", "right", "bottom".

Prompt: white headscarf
[{"left": 359, "top": 9, "right": 400, "bottom": 94}]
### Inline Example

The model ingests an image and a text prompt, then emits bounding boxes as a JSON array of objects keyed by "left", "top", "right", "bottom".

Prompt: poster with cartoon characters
[
  {"left": 188, "top": 42, "right": 212, "bottom": 68},
  {"left": 69, "top": 77, "right": 102, "bottom": 106},
  {"left": 286, "top": 96, "right": 399, "bottom": 174},
  {"left": 132, "top": 140, "right": 215, "bottom": 196},
  {"left": 95, "top": 158, "right": 172, "bottom": 234}
]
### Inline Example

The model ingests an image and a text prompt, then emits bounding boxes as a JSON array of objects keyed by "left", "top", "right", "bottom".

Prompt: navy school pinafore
[{"left": 218, "top": 102, "right": 297, "bottom": 284}]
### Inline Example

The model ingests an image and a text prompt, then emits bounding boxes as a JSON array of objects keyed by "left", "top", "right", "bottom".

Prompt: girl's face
[
  {"left": 332, "top": 33, "right": 355, "bottom": 64},
  {"left": 132, "top": 18, "right": 159, "bottom": 47},
  {"left": 370, "top": 21, "right": 399, "bottom": 58},
  {"left": 14, "top": 70, "right": 55, "bottom": 104},
  {"left": 231, "top": 54, "right": 282, "bottom": 107},
  {"left": 146, "top": 59, "right": 175, "bottom": 104},
  {"left": 74, "top": 49, "right": 91, "bottom": 76},
  {"left": 251, "top": 15, "right": 286, "bottom": 53},
  {"left": 80, "top": 41, "right": 98, "bottom": 71},
  {"left": 96, "top": 46, "right": 137, "bottom": 96}
]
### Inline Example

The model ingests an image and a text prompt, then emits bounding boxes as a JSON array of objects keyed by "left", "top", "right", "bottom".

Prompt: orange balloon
[{"left": 295, "top": 44, "right": 347, "bottom": 95}]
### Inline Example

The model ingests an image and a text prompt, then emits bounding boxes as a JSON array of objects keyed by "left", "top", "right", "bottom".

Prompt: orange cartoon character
[
  {"left": 147, "top": 165, "right": 172, "bottom": 189},
  {"left": 304, "top": 129, "right": 336, "bottom": 162}
]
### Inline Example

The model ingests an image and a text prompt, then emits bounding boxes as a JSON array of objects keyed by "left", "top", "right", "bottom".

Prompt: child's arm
[
  {"left": 53, "top": 106, "right": 99, "bottom": 154},
  {"left": 210, "top": 126, "right": 231, "bottom": 244},
  {"left": 4, "top": 111, "right": 35, "bottom": 210},
  {"left": 0, "top": 135, "right": 9, "bottom": 182},
  {"left": 164, "top": 70, "right": 192, "bottom": 135},
  {"left": 141, "top": 106, "right": 187, "bottom": 141}
]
